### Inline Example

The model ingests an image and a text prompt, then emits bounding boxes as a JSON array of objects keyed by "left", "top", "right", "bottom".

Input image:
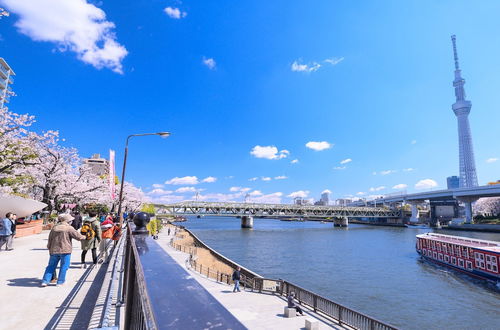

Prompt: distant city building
[
  {"left": 84, "top": 154, "right": 109, "bottom": 176},
  {"left": 335, "top": 198, "right": 352, "bottom": 207},
  {"left": 314, "top": 192, "right": 330, "bottom": 206},
  {"left": 447, "top": 176, "right": 460, "bottom": 189},
  {"left": 294, "top": 197, "right": 311, "bottom": 206},
  {"left": 0, "top": 57, "right": 15, "bottom": 109}
]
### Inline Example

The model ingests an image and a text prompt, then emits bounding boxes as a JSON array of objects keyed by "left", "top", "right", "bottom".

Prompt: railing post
[
  {"left": 339, "top": 306, "right": 343, "bottom": 326},
  {"left": 313, "top": 295, "right": 317, "bottom": 312}
]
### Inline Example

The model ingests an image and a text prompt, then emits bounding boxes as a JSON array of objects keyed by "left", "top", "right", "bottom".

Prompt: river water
[{"left": 181, "top": 216, "right": 500, "bottom": 330}]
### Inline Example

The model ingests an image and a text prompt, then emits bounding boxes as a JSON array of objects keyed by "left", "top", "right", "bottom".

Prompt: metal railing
[{"left": 122, "top": 226, "right": 158, "bottom": 329}]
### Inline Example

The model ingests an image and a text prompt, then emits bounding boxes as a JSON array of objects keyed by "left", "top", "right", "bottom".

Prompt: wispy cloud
[
  {"left": 291, "top": 159, "right": 299, "bottom": 164},
  {"left": 333, "top": 166, "right": 346, "bottom": 170},
  {"left": 274, "top": 175, "right": 288, "bottom": 180},
  {"left": 340, "top": 158, "right": 352, "bottom": 165},
  {"left": 324, "top": 57, "right": 344, "bottom": 66},
  {"left": 175, "top": 186, "right": 199, "bottom": 193},
  {"left": 248, "top": 177, "right": 258, "bottom": 181},
  {"left": 369, "top": 186, "right": 386, "bottom": 192},
  {"left": 287, "top": 190, "right": 309, "bottom": 198},
  {"left": 201, "top": 176, "right": 217, "bottom": 183},
  {"left": 250, "top": 145, "right": 289, "bottom": 160},
  {"left": 411, "top": 140, "right": 417, "bottom": 145},
  {"left": 380, "top": 170, "right": 397, "bottom": 176},
  {"left": 3, "top": 0, "right": 128, "bottom": 73},
  {"left": 165, "top": 176, "right": 199, "bottom": 185},
  {"left": 403, "top": 168, "right": 415, "bottom": 172},
  {"left": 356, "top": 192, "right": 365, "bottom": 196},
  {"left": 164, "top": 7, "right": 187, "bottom": 19},
  {"left": 486, "top": 158, "right": 498, "bottom": 163},
  {"left": 202, "top": 57, "right": 216, "bottom": 70},
  {"left": 415, "top": 179, "right": 437, "bottom": 190},
  {"left": 291, "top": 60, "right": 320, "bottom": 72},
  {"left": 306, "top": 141, "right": 332, "bottom": 151},
  {"left": 392, "top": 184, "right": 408, "bottom": 190},
  {"left": 261, "top": 177, "right": 272, "bottom": 182}
]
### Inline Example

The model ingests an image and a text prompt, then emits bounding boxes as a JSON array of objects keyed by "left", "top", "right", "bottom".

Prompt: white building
[
  {"left": 84, "top": 154, "right": 109, "bottom": 176},
  {"left": 0, "top": 57, "right": 15, "bottom": 109}
]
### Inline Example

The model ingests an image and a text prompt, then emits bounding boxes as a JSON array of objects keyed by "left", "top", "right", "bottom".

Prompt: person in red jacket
[{"left": 98, "top": 218, "right": 114, "bottom": 263}]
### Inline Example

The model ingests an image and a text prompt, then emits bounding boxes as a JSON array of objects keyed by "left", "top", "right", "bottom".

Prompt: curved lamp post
[{"left": 117, "top": 132, "right": 170, "bottom": 226}]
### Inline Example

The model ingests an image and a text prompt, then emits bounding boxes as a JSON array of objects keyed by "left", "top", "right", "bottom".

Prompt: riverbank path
[
  {"left": 156, "top": 230, "right": 349, "bottom": 330},
  {"left": 0, "top": 231, "right": 107, "bottom": 329}
]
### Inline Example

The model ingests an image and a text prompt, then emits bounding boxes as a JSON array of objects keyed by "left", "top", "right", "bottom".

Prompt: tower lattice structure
[{"left": 451, "top": 35, "right": 478, "bottom": 188}]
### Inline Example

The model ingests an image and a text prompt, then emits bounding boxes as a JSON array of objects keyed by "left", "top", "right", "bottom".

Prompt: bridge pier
[
  {"left": 241, "top": 216, "right": 254, "bottom": 228},
  {"left": 333, "top": 217, "right": 348, "bottom": 227}
]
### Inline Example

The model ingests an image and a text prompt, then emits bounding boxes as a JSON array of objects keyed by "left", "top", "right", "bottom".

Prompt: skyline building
[
  {"left": 451, "top": 35, "right": 478, "bottom": 188},
  {"left": 447, "top": 175, "right": 460, "bottom": 189},
  {"left": 0, "top": 57, "right": 15, "bottom": 109},
  {"left": 84, "top": 153, "right": 109, "bottom": 176}
]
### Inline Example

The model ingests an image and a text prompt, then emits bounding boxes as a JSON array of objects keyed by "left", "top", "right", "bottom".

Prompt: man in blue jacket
[{"left": 0, "top": 212, "right": 14, "bottom": 251}]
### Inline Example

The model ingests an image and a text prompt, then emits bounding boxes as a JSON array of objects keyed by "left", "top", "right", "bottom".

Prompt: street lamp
[{"left": 117, "top": 132, "right": 171, "bottom": 226}]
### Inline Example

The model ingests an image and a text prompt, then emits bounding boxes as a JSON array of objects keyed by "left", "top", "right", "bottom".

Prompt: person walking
[
  {"left": 80, "top": 211, "right": 102, "bottom": 264},
  {"left": 232, "top": 267, "right": 242, "bottom": 292},
  {"left": 71, "top": 211, "right": 82, "bottom": 230},
  {"left": 98, "top": 217, "right": 114, "bottom": 263},
  {"left": 41, "top": 214, "right": 86, "bottom": 287},
  {"left": 287, "top": 292, "right": 304, "bottom": 316},
  {"left": 0, "top": 212, "right": 14, "bottom": 251},
  {"left": 5, "top": 213, "right": 16, "bottom": 250}
]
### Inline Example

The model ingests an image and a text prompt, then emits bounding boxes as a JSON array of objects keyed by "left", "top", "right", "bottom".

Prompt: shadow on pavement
[
  {"left": 7, "top": 277, "right": 41, "bottom": 287},
  {"left": 31, "top": 248, "right": 48, "bottom": 251}
]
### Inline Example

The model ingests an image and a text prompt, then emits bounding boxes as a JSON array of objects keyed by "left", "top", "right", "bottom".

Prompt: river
[{"left": 180, "top": 216, "right": 500, "bottom": 330}]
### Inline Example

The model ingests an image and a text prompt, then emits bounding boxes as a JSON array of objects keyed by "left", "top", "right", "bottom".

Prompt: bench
[
  {"left": 284, "top": 307, "right": 296, "bottom": 318},
  {"left": 305, "top": 318, "right": 319, "bottom": 330}
]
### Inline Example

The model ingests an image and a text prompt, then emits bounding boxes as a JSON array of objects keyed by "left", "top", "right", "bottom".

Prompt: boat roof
[{"left": 416, "top": 233, "right": 500, "bottom": 253}]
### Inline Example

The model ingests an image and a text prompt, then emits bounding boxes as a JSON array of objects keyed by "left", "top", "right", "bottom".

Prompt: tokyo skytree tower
[{"left": 451, "top": 35, "right": 478, "bottom": 188}]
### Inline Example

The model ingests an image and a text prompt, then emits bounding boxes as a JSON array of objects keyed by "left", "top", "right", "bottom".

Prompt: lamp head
[{"left": 157, "top": 132, "right": 171, "bottom": 138}]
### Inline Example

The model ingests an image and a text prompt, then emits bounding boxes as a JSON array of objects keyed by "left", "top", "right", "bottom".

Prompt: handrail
[{"left": 122, "top": 226, "right": 158, "bottom": 329}]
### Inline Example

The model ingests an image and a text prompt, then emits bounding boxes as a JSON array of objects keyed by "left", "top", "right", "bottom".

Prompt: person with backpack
[
  {"left": 80, "top": 211, "right": 102, "bottom": 264},
  {"left": 0, "top": 212, "right": 14, "bottom": 251},
  {"left": 5, "top": 213, "right": 17, "bottom": 250},
  {"left": 41, "top": 214, "right": 86, "bottom": 287}
]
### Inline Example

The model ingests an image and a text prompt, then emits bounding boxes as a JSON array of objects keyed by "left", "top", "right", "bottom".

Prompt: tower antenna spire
[{"left": 451, "top": 35, "right": 460, "bottom": 70}]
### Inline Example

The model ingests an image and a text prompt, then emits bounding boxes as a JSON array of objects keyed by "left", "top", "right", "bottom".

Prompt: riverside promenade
[
  {"left": 0, "top": 231, "right": 107, "bottom": 329},
  {"left": 156, "top": 230, "right": 347, "bottom": 330}
]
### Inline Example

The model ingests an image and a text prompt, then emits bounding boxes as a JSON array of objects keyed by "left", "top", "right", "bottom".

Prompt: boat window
[
  {"left": 459, "top": 259, "right": 465, "bottom": 268},
  {"left": 466, "top": 261, "right": 473, "bottom": 270},
  {"left": 451, "top": 257, "right": 457, "bottom": 265},
  {"left": 433, "top": 252, "right": 437, "bottom": 259},
  {"left": 438, "top": 253, "right": 443, "bottom": 261},
  {"left": 444, "top": 255, "right": 450, "bottom": 263}
]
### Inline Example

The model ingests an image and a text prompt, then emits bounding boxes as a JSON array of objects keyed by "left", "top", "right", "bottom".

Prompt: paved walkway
[
  {"left": 0, "top": 231, "right": 106, "bottom": 330},
  {"left": 157, "top": 231, "right": 347, "bottom": 330}
]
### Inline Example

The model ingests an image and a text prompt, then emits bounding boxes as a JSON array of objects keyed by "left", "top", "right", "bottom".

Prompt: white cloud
[
  {"left": 291, "top": 159, "right": 299, "bottom": 164},
  {"left": 202, "top": 57, "right": 216, "bottom": 70},
  {"left": 249, "top": 190, "right": 263, "bottom": 196},
  {"left": 175, "top": 186, "right": 198, "bottom": 193},
  {"left": 165, "top": 176, "right": 199, "bottom": 185},
  {"left": 202, "top": 176, "right": 217, "bottom": 183},
  {"left": 392, "top": 184, "right": 408, "bottom": 190},
  {"left": 369, "top": 186, "right": 386, "bottom": 192},
  {"left": 147, "top": 188, "right": 174, "bottom": 196},
  {"left": 274, "top": 175, "right": 288, "bottom": 180},
  {"left": 356, "top": 192, "right": 365, "bottom": 196},
  {"left": 486, "top": 158, "right": 498, "bottom": 163},
  {"left": 261, "top": 177, "right": 272, "bottom": 181},
  {"left": 230, "top": 187, "right": 251, "bottom": 192},
  {"left": 287, "top": 190, "right": 309, "bottom": 198},
  {"left": 250, "top": 145, "right": 289, "bottom": 160},
  {"left": 333, "top": 166, "right": 346, "bottom": 170},
  {"left": 248, "top": 177, "right": 258, "bottom": 181},
  {"left": 306, "top": 141, "right": 332, "bottom": 151},
  {"left": 251, "top": 192, "right": 283, "bottom": 204},
  {"left": 164, "top": 7, "right": 187, "bottom": 19},
  {"left": 380, "top": 170, "right": 396, "bottom": 175},
  {"left": 415, "top": 179, "right": 438, "bottom": 190},
  {"left": 321, "top": 189, "right": 331, "bottom": 194},
  {"left": 340, "top": 158, "right": 352, "bottom": 165},
  {"left": 150, "top": 195, "right": 186, "bottom": 204},
  {"left": 152, "top": 183, "right": 164, "bottom": 189},
  {"left": 403, "top": 168, "right": 415, "bottom": 172},
  {"left": 372, "top": 171, "right": 377, "bottom": 175},
  {"left": 3, "top": 0, "right": 127, "bottom": 74},
  {"left": 291, "top": 60, "right": 321, "bottom": 72},
  {"left": 324, "top": 57, "right": 344, "bottom": 65},
  {"left": 411, "top": 140, "right": 417, "bottom": 144}
]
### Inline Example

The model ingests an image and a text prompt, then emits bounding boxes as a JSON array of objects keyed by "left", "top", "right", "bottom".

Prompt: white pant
[
  {"left": 99, "top": 238, "right": 111, "bottom": 260},
  {"left": 6, "top": 235, "right": 14, "bottom": 250}
]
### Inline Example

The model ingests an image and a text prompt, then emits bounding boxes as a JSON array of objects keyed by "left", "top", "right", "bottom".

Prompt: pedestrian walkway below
[
  {"left": 0, "top": 231, "right": 108, "bottom": 329},
  {"left": 156, "top": 231, "right": 348, "bottom": 330}
]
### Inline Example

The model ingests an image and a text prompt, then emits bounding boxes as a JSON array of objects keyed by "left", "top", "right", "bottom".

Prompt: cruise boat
[{"left": 416, "top": 233, "right": 500, "bottom": 284}]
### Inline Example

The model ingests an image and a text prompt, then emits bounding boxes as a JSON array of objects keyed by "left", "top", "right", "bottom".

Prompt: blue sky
[{"left": 1, "top": 0, "right": 499, "bottom": 204}]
